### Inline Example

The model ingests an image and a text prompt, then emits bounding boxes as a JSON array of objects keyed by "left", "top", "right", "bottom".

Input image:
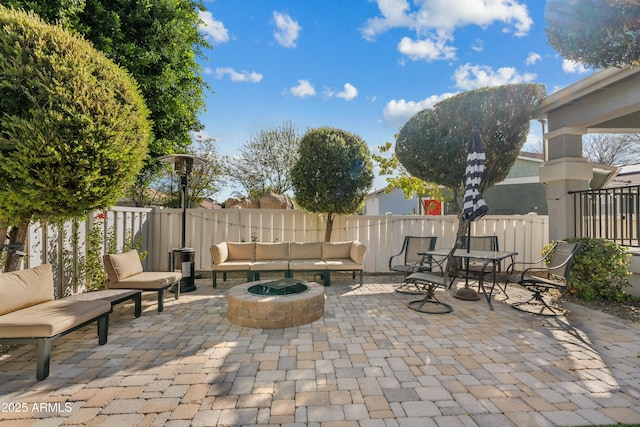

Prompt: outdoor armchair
[
  {"left": 507, "top": 241, "right": 581, "bottom": 316},
  {"left": 404, "top": 246, "right": 457, "bottom": 314},
  {"left": 389, "top": 236, "right": 437, "bottom": 294}
]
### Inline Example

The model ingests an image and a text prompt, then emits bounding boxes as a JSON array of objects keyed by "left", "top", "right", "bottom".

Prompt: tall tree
[
  {"left": 292, "top": 127, "right": 373, "bottom": 242},
  {"left": 395, "top": 84, "right": 545, "bottom": 236},
  {"left": 583, "top": 133, "right": 640, "bottom": 165},
  {"left": 225, "top": 121, "right": 301, "bottom": 198},
  {"left": 545, "top": 0, "right": 640, "bottom": 68},
  {"left": 0, "top": 6, "right": 152, "bottom": 271},
  {"left": 4, "top": 0, "right": 210, "bottom": 184}
]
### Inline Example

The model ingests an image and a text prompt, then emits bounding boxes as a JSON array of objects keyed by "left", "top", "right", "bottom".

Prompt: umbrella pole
[{"left": 454, "top": 219, "right": 481, "bottom": 301}]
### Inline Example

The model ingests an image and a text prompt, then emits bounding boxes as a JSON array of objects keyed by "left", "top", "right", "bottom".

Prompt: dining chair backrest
[
  {"left": 389, "top": 236, "right": 438, "bottom": 270},
  {"left": 462, "top": 236, "right": 499, "bottom": 252},
  {"left": 548, "top": 241, "right": 581, "bottom": 280}
]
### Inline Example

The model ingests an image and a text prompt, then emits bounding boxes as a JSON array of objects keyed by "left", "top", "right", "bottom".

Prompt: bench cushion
[
  {"left": 288, "top": 259, "right": 326, "bottom": 270},
  {"left": 103, "top": 250, "right": 143, "bottom": 282},
  {"left": 322, "top": 242, "right": 353, "bottom": 260},
  {"left": 227, "top": 242, "right": 255, "bottom": 261},
  {"left": 256, "top": 242, "right": 289, "bottom": 260},
  {"left": 108, "top": 271, "right": 182, "bottom": 290},
  {"left": 0, "top": 264, "right": 53, "bottom": 316},
  {"left": 290, "top": 242, "right": 322, "bottom": 259},
  {"left": 325, "top": 259, "right": 362, "bottom": 271},
  {"left": 250, "top": 260, "right": 290, "bottom": 271},
  {"left": 0, "top": 298, "right": 110, "bottom": 338}
]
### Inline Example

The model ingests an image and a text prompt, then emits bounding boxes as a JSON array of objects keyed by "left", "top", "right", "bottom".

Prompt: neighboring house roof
[{"left": 605, "top": 163, "right": 640, "bottom": 188}]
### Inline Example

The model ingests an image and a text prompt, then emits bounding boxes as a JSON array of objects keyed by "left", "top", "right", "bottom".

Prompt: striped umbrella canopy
[{"left": 462, "top": 128, "right": 488, "bottom": 222}]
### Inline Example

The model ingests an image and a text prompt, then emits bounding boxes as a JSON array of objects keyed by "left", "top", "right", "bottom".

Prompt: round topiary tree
[
  {"left": 545, "top": 0, "right": 640, "bottom": 68},
  {"left": 396, "top": 84, "right": 545, "bottom": 208},
  {"left": 292, "top": 127, "right": 373, "bottom": 241},
  {"left": 0, "top": 6, "right": 152, "bottom": 271}
]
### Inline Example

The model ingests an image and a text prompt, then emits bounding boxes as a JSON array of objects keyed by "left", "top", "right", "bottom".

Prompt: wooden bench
[{"left": 0, "top": 264, "right": 110, "bottom": 380}]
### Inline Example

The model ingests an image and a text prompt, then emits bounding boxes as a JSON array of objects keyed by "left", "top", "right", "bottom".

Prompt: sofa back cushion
[
  {"left": 0, "top": 264, "right": 54, "bottom": 316},
  {"left": 256, "top": 242, "right": 289, "bottom": 260},
  {"left": 322, "top": 242, "right": 353, "bottom": 260},
  {"left": 350, "top": 241, "right": 367, "bottom": 264},
  {"left": 290, "top": 242, "right": 322, "bottom": 259},
  {"left": 103, "top": 250, "right": 143, "bottom": 282},
  {"left": 210, "top": 242, "right": 228, "bottom": 265},
  {"left": 227, "top": 242, "right": 255, "bottom": 261}
]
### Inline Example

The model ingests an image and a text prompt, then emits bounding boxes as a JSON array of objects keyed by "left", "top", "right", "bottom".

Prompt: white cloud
[
  {"left": 364, "top": 0, "right": 532, "bottom": 37},
  {"left": 288, "top": 80, "right": 316, "bottom": 97},
  {"left": 273, "top": 11, "right": 301, "bottom": 48},
  {"left": 198, "top": 11, "right": 229, "bottom": 44},
  {"left": 325, "top": 83, "right": 359, "bottom": 100},
  {"left": 471, "top": 39, "right": 484, "bottom": 52},
  {"left": 398, "top": 36, "right": 456, "bottom": 62},
  {"left": 383, "top": 92, "right": 458, "bottom": 125},
  {"left": 453, "top": 63, "right": 536, "bottom": 90},
  {"left": 525, "top": 52, "right": 541, "bottom": 66},
  {"left": 213, "top": 67, "right": 263, "bottom": 83},
  {"left": 562, "top": 59, "right": 590, "bottom": 74},
  {"left": 362, "top": 0, "right": 532, "bottom": 62}
]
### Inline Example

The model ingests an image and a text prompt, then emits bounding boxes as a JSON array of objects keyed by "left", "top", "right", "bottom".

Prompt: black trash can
[{"left": 173, "top": 247, "right": 196, "bottom": 293}]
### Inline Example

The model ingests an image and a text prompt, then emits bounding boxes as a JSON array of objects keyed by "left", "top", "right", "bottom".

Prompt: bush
[
  {"left": 544, "top": 238, "right": 631, "bottom": 301},
  {"left": 0, "top": 6, "right": 151, "bottom": 225}
]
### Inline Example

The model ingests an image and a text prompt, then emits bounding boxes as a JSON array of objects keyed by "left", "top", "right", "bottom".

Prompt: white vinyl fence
[{"left": 22, "top": 206, "right": 549, "bottom": 296}]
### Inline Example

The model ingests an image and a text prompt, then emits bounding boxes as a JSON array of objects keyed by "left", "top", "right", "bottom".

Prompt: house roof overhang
[{"left": 535, "top": 66, "right": 640, "bottom": 135}]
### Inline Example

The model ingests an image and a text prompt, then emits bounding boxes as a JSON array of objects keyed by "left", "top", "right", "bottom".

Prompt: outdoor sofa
[
  {"left": 210, "top": 241, "right": 366, "bottom": 287},
  {"left": 0, "top": 264, "right": 110, "bottom": 380}
]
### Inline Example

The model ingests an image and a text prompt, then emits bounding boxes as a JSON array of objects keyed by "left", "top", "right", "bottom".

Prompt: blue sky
[{"left": 196, "top": 0, "right": 593, "bottom": 200}]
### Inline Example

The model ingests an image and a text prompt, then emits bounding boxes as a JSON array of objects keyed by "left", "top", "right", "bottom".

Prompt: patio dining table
[{"left": 419, "top": 248, "right": 517, "bottom": 311}]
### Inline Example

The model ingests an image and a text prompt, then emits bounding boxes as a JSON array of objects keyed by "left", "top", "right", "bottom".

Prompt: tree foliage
[
  {"left": 225, "top": 121, "right": 301, "bottom": 198},
  {"left": 545, "top": 0, "right": 640, "bottom": 68},
  {"left": 372, "top": 141, "right": 447, "bottom": 203},
  {"left": 5, "top": 0, "right": 210, "bottom": 181},
  {"left": 292, "top": 127, "right": 373, "bottom": 241},
  {"left": 153, "top": 134, "right": 225, "bottom": 208},
  {"left": 0, "top": 6, "right": 151, "bottom": 269},
  {"left": 583, "top": 133, "right": 640, "bottom": 165},
  {"left": 396, "top": 84, "right": 545, "bottom": 214}
]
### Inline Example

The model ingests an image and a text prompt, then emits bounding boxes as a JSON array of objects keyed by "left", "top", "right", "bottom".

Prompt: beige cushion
[
  {"left": 103, "top": 250, "right": 143, "bottom": 282},
  {"left": 250, "top": 260, "right": 290, "bottom": 271},
  {"left": 256, "top": 242, "right": 289, "bottom": 260},
  {"left": 227, "top": 242, "right": 255, "bottom": 261},
  {"left": 325, "top": 259, "right": 362, "bottom": 271},
  {"left": 322, "top": 242, "right": 353, "bottom": 260},
  {"left": 0, "top": 298, "right": 110, "bottom": 338},
  {"left": 108, "top": 271, "right": 182, "bottom": 290},
  {"left": 350, "top": 241, "right": 367, "bottom": 264},
  {"left": 210, "top": 242, "right": 228, "bottom": 265},
  {"left": 0, "top": 264, "right": 54, "bottom": 316},
  {"left": 290, "top": 242, "right": 322, "bottom": 259},
  {"left": 288, "top": 259, "right": 326, "bottom": 270},
  {"left": 211, "top": 261, "right": 254, "bottom": 272}
]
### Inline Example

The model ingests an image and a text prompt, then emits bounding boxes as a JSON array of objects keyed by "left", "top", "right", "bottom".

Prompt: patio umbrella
[
  {"left": 462, "top": 127, "right": 488, "bottom": 223},
  {"left": 456, "top": 127, "right": 488, "bottom": 300}
]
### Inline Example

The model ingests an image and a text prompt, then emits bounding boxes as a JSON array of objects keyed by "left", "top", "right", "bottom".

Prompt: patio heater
[{"left": 159, "top": 154, "right": 207, "bottom": 293}]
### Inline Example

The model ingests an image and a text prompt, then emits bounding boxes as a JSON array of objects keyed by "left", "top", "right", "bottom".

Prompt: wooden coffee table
[{"left": 69, "top": 289, "right": 142, "bottom": 318}]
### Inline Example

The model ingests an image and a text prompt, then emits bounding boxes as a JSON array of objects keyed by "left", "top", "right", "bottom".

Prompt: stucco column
[{"left": 539, "top": 132, "right": 592, "bottom": 241}]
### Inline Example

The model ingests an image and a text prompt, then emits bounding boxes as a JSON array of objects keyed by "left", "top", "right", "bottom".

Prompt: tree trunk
[
  {"left": 324, "top": 213, "right": 335, "bottom": 242},
  {"left": 4, "top": 219, "right": 30, "bottom": 272}
]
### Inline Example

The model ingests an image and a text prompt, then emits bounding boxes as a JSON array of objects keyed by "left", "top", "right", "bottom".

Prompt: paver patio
[{"left": 0, "top": 274, "right": 639, "bottom": 426}]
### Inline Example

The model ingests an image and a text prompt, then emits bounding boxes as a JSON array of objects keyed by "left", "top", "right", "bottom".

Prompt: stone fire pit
[{"left": 226, "top": 279, "right": 325, "bottom": 328}]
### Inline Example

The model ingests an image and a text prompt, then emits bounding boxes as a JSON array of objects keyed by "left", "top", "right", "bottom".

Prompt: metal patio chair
[
  {"left": 389, "top": 236, "right": 437, "bottom": 294},
  {"left": 507, "top": 241, "right": 581, "bottom": 316},
  {"left": 405, "top": 246, "right": 457, "bottom": 314}
]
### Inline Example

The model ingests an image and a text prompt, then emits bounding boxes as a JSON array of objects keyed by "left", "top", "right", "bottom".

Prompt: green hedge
[{"left": 544, "top": 237, "right": 631, "bottom": 301}]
